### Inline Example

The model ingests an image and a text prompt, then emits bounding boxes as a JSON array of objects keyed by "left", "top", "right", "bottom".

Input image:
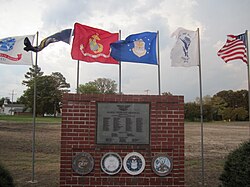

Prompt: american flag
[{"left": 217, "top": 33, "right": 248, "bottom": 64}]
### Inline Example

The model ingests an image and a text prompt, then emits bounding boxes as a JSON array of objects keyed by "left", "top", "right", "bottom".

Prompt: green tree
[
  {"left": 221, "top": 107, "right": 234, "bottom": 121},
  {"left": 162, "top": 92, "right": 172, "bottom": 96},
  {"left": 78, "top": 82, "right": 100, "bottom": 94},
  {"left": 20, "top": 67, "right": 70, "bottom": 116},
  {"left": 212, "top": 90, "right": 248, "bottom": 121},
  {"left": 22, "top": 65, "right": 43, "bottom": 86},
  {"left": 210, "top": 96, "right": 227, "bottom": 121},
  {"left": 231, "top": 107, "right": 248, "bottom": 121},
  {"left": 79, "top": 78, "right": 117, "bottom": 94},
  {"left": 215, "top": 90, "right": 248, "bottom": 109},
  {"left": 184, "top": 102, "right": 200, "bottom": 121},
  {"left": 0, "top": 98, "right": 10, "bottom": 106}
]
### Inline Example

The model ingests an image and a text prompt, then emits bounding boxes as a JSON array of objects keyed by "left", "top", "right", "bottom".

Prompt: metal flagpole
[
  {"left": 197, "top": 28, "right": 205, "bottom": 186},
  {"left": 76, "top": 60, "right": 80, "bottom": 94},
  {"left": 245, "top": 30, "right": 250, "bottom": 138},
  {"left": 157, "top": 30, "right": 161, "bottom": 95},
  {"left": 31, "top": 31, "right": 39, "bottom": 183},
  {"left": 118, "top": 30, "right": 122, "bottom": 94}
]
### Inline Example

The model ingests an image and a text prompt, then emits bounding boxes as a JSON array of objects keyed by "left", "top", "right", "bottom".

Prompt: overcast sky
[{"left": 0, "top": 0, "right": 250, "bottom": 102}]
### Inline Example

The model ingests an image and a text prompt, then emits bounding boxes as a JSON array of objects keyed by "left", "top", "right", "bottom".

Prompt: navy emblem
[
  {"left": 123, "top": 152, "right": 145, "bottom": 175},
  {"left": 0, "top": 37, "right": 15, "bottom": 52},
  {"left": 101, "top": 152, "right": 122, "bottom": 175}
]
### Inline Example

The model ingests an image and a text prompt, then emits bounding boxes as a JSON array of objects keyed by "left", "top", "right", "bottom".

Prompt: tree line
[
  {"left": 185, "top": 90, "right": 249, "bottom": 121},
  {"left": 3, "top": 65, "right": 247, "bottom": 120},
  {"left": 13, "top": 66, "right": 117, "bottom": 117}
]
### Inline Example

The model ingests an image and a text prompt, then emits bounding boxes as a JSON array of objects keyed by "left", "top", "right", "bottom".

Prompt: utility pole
[{"left": 9, "top": 90, "right": 16, "bottom": 115}]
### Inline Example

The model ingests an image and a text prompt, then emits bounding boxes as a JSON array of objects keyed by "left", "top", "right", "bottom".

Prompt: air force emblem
[{"left": 132, "top": 39, "right": 146, "bottom": 57}]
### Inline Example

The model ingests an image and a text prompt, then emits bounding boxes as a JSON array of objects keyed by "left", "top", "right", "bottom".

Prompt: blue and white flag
[
  {"left": 0, "top": 35, "right": 34, "bottom": 65},
  {"left": 170, "top": 28, "right": 199, "bottom": 67},
  {"left": 110, "top": 32, "right": 157, "bottom": 65}
]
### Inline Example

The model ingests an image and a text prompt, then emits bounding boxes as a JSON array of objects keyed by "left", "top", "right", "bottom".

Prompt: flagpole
[
  {"left": 118, "top": 30, "right": 122, "bottom": 94},
  {"left": 157, "top": 30, "right": 161, "bottom": 95},
  {"left": 245, "top": 30, "right": 250, "bottom": 138},
  {"left": 76, "top": 60, "right": 80, "bottom": 93},
  {"left": 197, "top": 28, "right": 205, "bottom": 186},
  {"left": 31, "top": 31, "right": 39, "bottom": 183}
]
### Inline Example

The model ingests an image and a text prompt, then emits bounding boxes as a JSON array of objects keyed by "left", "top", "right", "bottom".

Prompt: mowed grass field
[{"left": 0, "top": 117, "right": 249, "bottom": 187}]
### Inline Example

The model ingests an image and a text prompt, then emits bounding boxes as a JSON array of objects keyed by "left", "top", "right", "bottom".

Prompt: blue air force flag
[
  {"left": 0, "top": 35, "right": 34, "bottom": 65},
  {"left": 170, "top": 28, "right": 199, "bottom": 67},
  {"left": 110, "top": 32, "right": 157, "bottom": 65}
]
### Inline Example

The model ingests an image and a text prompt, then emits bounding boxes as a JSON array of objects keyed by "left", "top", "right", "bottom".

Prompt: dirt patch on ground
[
  {"left": 185, "top": 122, "right": 250, "bottom": 187},
  {"left": 0, "top": 121, "right": 249, "bottom": 187}
]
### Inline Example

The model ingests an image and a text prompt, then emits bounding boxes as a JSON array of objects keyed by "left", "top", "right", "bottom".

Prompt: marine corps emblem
[
  {"left": 89, "top": 34, "right": 103, "bottom": 53},
  {"left": 72, "top": 152, "right": 94, "bottom": 175},
  {"left": 132, "top": 39, "right": 147, "bottom": 57}
]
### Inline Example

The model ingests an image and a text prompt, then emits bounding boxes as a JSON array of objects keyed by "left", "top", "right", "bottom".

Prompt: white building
[{"left": 0, "top": 99, "right": 25, "bottom": 115}]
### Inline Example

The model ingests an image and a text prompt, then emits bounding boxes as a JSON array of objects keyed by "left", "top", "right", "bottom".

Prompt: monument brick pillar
[{"left": 60, "top": 94, "right": 184, "bottom": 187}]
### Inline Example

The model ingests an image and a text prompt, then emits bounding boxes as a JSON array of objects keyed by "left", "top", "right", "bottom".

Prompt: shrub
[
  {"left": 0, "top": 163, "right": 14, "bottom": 187},
  {"left": 219, "top": 140, "right": 250, "bottom": 187}
]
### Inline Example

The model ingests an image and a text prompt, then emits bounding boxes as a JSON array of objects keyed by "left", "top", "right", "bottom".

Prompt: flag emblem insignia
[
  {"left": 179, "top": 32, "right": 191, "bottom": 63},
  {"left": 170, "top": 28, "right": 199, "bottom": 67},
  {"left": 0, "top": 37, "right": 16, "bottom": 52},
  {"left": 132, "top": 39, "right": 147, "bottom": 57},
  {"left": 89, "top": 34, "right": 103, "bottom": 53},
  {"left": 79, "top": 33, "right": 111, "bottom": 59}
]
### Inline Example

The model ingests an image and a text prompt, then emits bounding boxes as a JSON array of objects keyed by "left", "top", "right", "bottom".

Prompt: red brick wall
[{"left": 60, "top": 94, "right": 184, "bottom": 187}]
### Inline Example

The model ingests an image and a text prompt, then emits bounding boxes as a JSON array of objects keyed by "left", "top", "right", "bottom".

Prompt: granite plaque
[{"left": 97, "top": 102, "right": 150, "bottom": 144}]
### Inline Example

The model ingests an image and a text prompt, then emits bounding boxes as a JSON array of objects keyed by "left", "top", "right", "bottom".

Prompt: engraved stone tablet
[
  {"left": 151, "top": 154, "right": 173, "bottom": 176},
  {"left": 72, "top": 152, "right": 94, "bottom": 175},
  {"left": 97, "top": 102, "right": 150, "bottom": 144}
]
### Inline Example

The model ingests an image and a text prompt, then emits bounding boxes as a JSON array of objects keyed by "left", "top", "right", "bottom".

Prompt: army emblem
[
  {"left": 0, "top": 37, "right": 15, "bottom": 52},
  {"left": 152, "top": 154, "right": 173, "bottom": 176}
]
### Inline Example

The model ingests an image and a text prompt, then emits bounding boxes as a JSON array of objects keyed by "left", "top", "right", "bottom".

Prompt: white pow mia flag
[{"left": 170, "top": 28, "right": 199, "bottom": 67}]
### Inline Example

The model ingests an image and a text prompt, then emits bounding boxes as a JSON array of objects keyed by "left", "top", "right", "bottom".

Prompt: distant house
[{"left": 0, "top": 99, "right": 25, "bottom": 115}]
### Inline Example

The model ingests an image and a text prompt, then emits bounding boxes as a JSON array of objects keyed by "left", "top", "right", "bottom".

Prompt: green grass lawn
[{"left": 0, "top": 115, "right": 61, "bottom": 123}]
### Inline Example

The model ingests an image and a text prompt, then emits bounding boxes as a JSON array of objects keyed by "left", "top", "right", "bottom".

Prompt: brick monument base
[{"left": 60, "top": 94, "right": 184, "bottom": 187}]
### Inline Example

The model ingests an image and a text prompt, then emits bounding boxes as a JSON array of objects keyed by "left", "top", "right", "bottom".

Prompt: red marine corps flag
[{"left": 71, "top": 23, "right": 118, "bottom": 64}]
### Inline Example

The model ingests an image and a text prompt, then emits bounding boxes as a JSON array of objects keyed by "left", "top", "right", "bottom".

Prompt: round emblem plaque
[
  {"left": 72, "top": 152, "right": 94, "bottom": 175},
  {"left": 151, "top": 154, "right": 173, "bottom": 176},
  {"left": 123, "top": 152, "right": 145, "bottom": 175},
  {"left": 101, "top": 152, "right": 122, "bottom": 175}
]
